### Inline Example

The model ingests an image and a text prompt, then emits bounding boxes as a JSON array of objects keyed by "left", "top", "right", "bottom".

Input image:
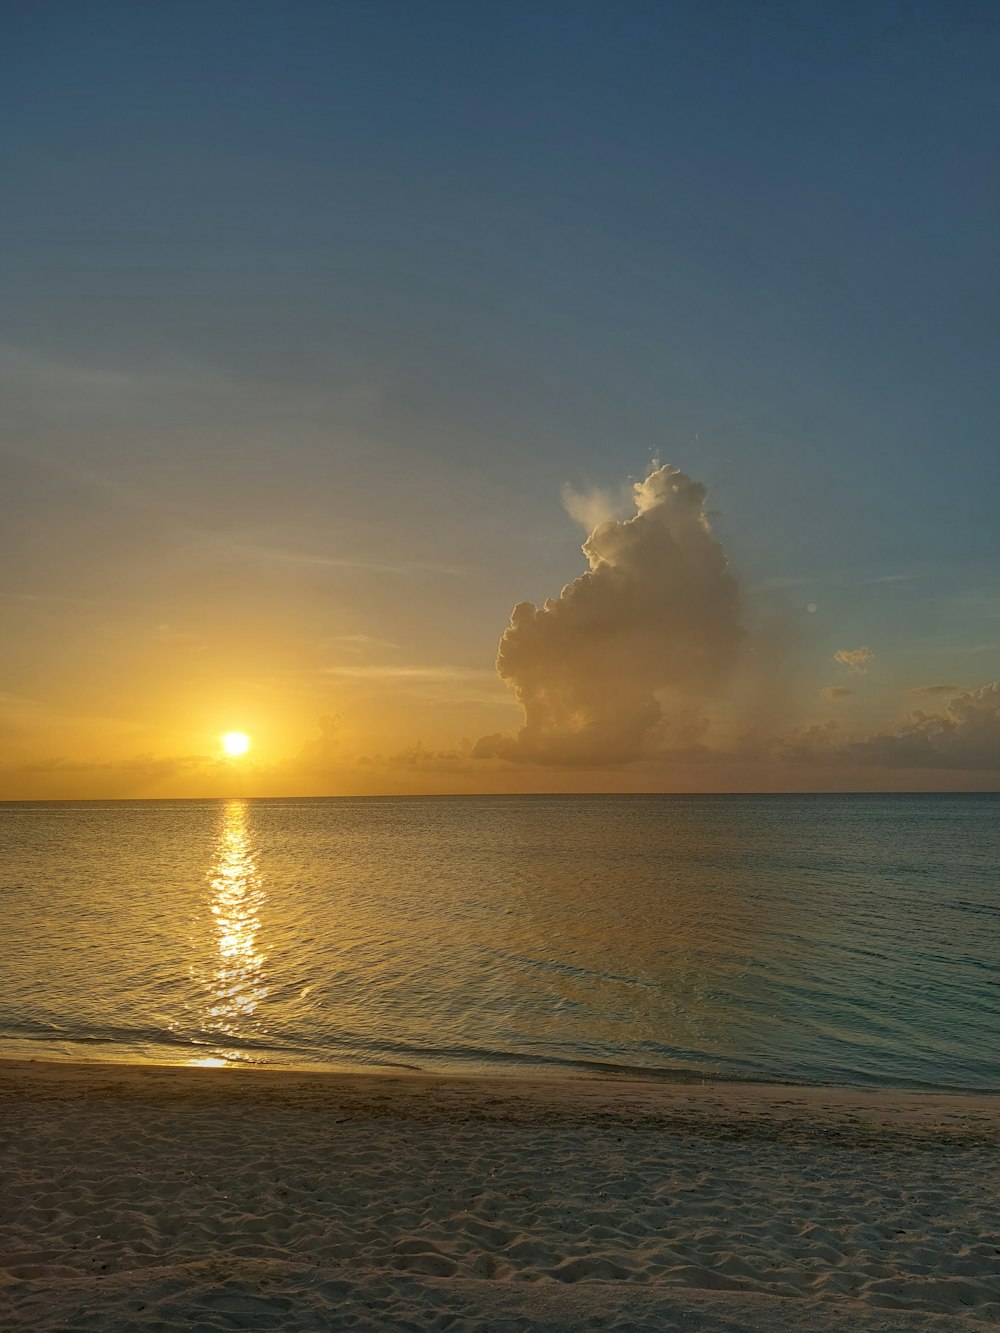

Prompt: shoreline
[
  {"left": 4, "top": 1048, "right": 998, "bottom": 1099},
  {"left": 4, "top": 1057, "right": 999, "bottom": 1330},
  {"left": 3, "top": 1054, "right": 1000, "bottom": 1132}
]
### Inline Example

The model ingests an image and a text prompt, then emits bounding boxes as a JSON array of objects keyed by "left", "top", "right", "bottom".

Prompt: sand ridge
[{"left": 2, "top": 1059, "right": 998, "bottom": 1330}]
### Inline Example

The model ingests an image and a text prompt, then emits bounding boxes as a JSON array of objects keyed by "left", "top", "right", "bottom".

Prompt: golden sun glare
[{"left": 221, "top": 731, "right": 252, "bottom": 757}]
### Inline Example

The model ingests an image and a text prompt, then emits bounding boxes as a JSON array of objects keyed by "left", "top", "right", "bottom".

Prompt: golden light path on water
[{"left": 191, "top": 799, "right": 270, "bottom": 1066}]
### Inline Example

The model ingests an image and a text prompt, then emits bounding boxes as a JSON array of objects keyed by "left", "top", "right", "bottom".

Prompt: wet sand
[{"left": 2, "top": 1058, "right": 998, "bottom": 1330}]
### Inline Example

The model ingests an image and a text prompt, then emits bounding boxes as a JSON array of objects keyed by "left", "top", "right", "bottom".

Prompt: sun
[{"left": 221, "top": 731, "right": 251, "bottom": 757}]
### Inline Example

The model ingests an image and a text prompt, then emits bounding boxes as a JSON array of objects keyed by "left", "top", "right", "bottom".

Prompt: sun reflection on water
[{"left": 205, "top": 799, "right": 269, "bottom": 1047}]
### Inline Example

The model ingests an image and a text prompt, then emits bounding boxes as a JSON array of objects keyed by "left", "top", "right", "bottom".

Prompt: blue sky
[{"left": 2, "top": 1, "right": 998, "bottom": 792}]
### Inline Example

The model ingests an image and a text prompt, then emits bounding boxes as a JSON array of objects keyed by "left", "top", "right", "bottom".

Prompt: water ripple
[{"left": 0, "top": 793, "right": 997, "bottom": 1090}]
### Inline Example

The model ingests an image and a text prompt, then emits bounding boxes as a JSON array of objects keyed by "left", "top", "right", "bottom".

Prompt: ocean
[{"left": 1, "top": 793, "right": 997, "bottom": 1091}]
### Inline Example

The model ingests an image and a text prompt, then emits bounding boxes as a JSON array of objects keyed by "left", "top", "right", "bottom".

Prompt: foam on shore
[{"left": 2, "top": 1059, "right": 998, "bottom": 1330}]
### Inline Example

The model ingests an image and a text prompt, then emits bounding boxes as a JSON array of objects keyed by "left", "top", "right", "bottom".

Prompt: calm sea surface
[{"left": 1, "top": 794, "right": 997, "bottom": 1091}]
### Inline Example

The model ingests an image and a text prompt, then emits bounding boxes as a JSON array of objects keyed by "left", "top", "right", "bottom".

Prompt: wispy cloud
[
  {"left": 0, "top": 591, "right": 96, "bottom": 605},
  {"left": 327, "top": 633, "right": 399, "bottom": 652},
  {"left": 11, "top": 752, "right": 213, "bottom": 778},
  {"left": 560, "top": 480, "right": 633, "bottom": 532},
  {"left": 320, "top": 663, "right": 513, "bottom": 710},
  {"left": 214, "top": 538, "right": 461, "bottom": 578},
  {"left": 750, "top": 575, "right": 812, "bottom": 593},
  {"left": 323, "top": 664, "right": 499, "bottom": 683},
  {"left": 901, "top": 642, "right": 1000, "bottom": 657},
  {"left": 750, "top": 571, "right": 922, "bottom": 594}
]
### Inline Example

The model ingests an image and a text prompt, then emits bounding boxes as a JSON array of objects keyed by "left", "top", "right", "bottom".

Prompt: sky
[{"left": 1, "top": 0, "right": 998, "bottom": 797}]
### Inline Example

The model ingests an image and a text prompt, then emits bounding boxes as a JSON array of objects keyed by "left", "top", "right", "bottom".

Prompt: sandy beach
[{"left": 1, "top": 1059, "right": 998, "bottom": 1331}]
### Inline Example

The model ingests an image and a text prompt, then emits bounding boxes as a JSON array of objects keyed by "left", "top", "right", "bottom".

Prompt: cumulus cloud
[
  {"left": 834, "top": 646, "right": 874, "bottom": 672},
  {"left": 476, "top": 465, "right": 743, "bottom": 765},
  {"left": 821, "top": 686, "right": 852, "bottom": 700},
  {"left": 907, "top": 683, "right": 958, "bottom": 697}
]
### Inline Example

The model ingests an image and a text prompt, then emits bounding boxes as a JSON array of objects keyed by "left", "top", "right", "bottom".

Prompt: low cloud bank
[
  {"left": 839, "top": 681, "right": 1000, "bottom": 770},
  {"left": 475, "top": 465, "right": 742, "bottom": 764},
  {"left": 767, "top": 682, "right": 1000, "bottom": 771}
]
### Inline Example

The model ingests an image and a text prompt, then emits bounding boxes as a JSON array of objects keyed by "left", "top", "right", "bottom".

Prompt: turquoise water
[{"left": 1, "top": 794, "right": 997, "bottom": 1090}]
